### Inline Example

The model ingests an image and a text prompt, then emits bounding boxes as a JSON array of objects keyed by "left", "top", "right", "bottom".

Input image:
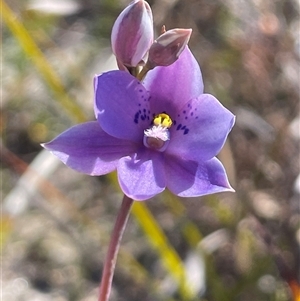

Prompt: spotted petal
[
  {"left": 143, "top": 47, "right": 203, "bottom": 116},
  {"left": 165, "top": 155, "right": 233, "bottom": 197},
  {"left": 42, "top": 121, "right": 137, "bottom": 176},
  {"left": 94, "top": 71, "right": 152, "bottom": 142},
  {"left": 167, "top": 94, "right": 235, "bottom": 161},
  {"left": 117, "top": 149, "right": 166, "bottom": 200}
]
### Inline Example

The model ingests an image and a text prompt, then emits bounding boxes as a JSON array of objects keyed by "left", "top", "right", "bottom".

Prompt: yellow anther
[{"left": 153, "top": 113, "right": 172, "bottom": 128}]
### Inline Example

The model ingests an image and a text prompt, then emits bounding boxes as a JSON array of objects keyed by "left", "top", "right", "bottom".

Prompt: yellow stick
[{"left": 1, "top": 0, "right": 86, "bottom": 122}]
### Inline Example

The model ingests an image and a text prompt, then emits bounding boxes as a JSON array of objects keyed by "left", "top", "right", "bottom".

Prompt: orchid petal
[
  {"left": 143, "top": 47, "right": 203, "bottom": 116},
  {"left": 117, "top": 149, "right": 166, "bottom": 200},
  {"left": 94, "top": 71, "right": 152, "bottom": 142},
  {"left": 42, "top": 122, "right": 137, "bottom": 176},
  {"left": 167, "top": 94, "right": 235, "bottom": 161},
  {"left": 165, "top": 155, "right": 234, "bottom": 197}
]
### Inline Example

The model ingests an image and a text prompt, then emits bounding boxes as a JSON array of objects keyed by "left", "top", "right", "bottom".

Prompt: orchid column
[{"left": 42, "top": 1, "right": 235, "bottom": 300}]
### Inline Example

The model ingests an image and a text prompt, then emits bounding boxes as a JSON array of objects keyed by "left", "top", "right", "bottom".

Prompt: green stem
[
  {"left": 136, "top": 64, "right": 152, "bottom": 81},
  {"left": 98, "top": 195, "right": 134, "bottom": 301}
]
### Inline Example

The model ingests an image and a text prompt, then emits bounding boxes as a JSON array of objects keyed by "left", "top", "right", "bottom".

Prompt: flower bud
[
  {"left": 111, "top": 0, "right": 153, "bottom": 67},
  {"left": 147, "top": 28, "right": 192, "bottom": 68}
]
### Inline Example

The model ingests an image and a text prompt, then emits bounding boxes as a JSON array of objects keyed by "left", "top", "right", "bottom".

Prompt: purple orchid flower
[{"left": 43, "top": 47, "right": 235, "bottom": 201}]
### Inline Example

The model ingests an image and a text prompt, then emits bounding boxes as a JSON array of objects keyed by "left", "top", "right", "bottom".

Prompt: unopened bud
[
  {"left": 111, "top": 0, "right": 153, "bottom": 67},
  {"left": 147, "top": 28, "right": 192, "bottom": 68}
]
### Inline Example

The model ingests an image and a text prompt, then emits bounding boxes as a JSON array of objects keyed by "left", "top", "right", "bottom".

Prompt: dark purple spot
[
  {"left": 173, "top": 120, "right": 177, "bottom": 125},
  {"left": 134, "top": 112, "right": 140, "bottom": 124},
  {"left": 176, "top": 124, "right": 182, "bottom": 130},
  {"left": 191, "top": 112, "right": 194, "bottom": 116},
  {"left": 185, "top": 117, "right": 188, "bottom": 120},
  {"left": 184, "top": 129, "right": 189, "bottom": 135},
  {"left": 183, "top": 110, "right": 186, "bottom": 114}
]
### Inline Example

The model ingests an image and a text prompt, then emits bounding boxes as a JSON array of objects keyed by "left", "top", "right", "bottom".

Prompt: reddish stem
[{"left": 98, "top": 195, "right": 134, "bottom": 301}]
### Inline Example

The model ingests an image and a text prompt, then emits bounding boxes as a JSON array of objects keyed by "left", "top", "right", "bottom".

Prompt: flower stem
[
  {"left": 98, "top": 195, "right": 134, "bottom": 301},
  {"left": 136, "top": 64, "right": 152, "bottom": 81}
]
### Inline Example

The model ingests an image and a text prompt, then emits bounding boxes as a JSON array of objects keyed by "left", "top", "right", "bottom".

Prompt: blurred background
[{"left": 2, "top": 0, "right": 300, "bottom": 300}]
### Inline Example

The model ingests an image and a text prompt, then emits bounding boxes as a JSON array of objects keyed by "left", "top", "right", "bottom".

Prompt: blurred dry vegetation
[{"left": 2, "top": 0, "right": 300, "bottom": 300}]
